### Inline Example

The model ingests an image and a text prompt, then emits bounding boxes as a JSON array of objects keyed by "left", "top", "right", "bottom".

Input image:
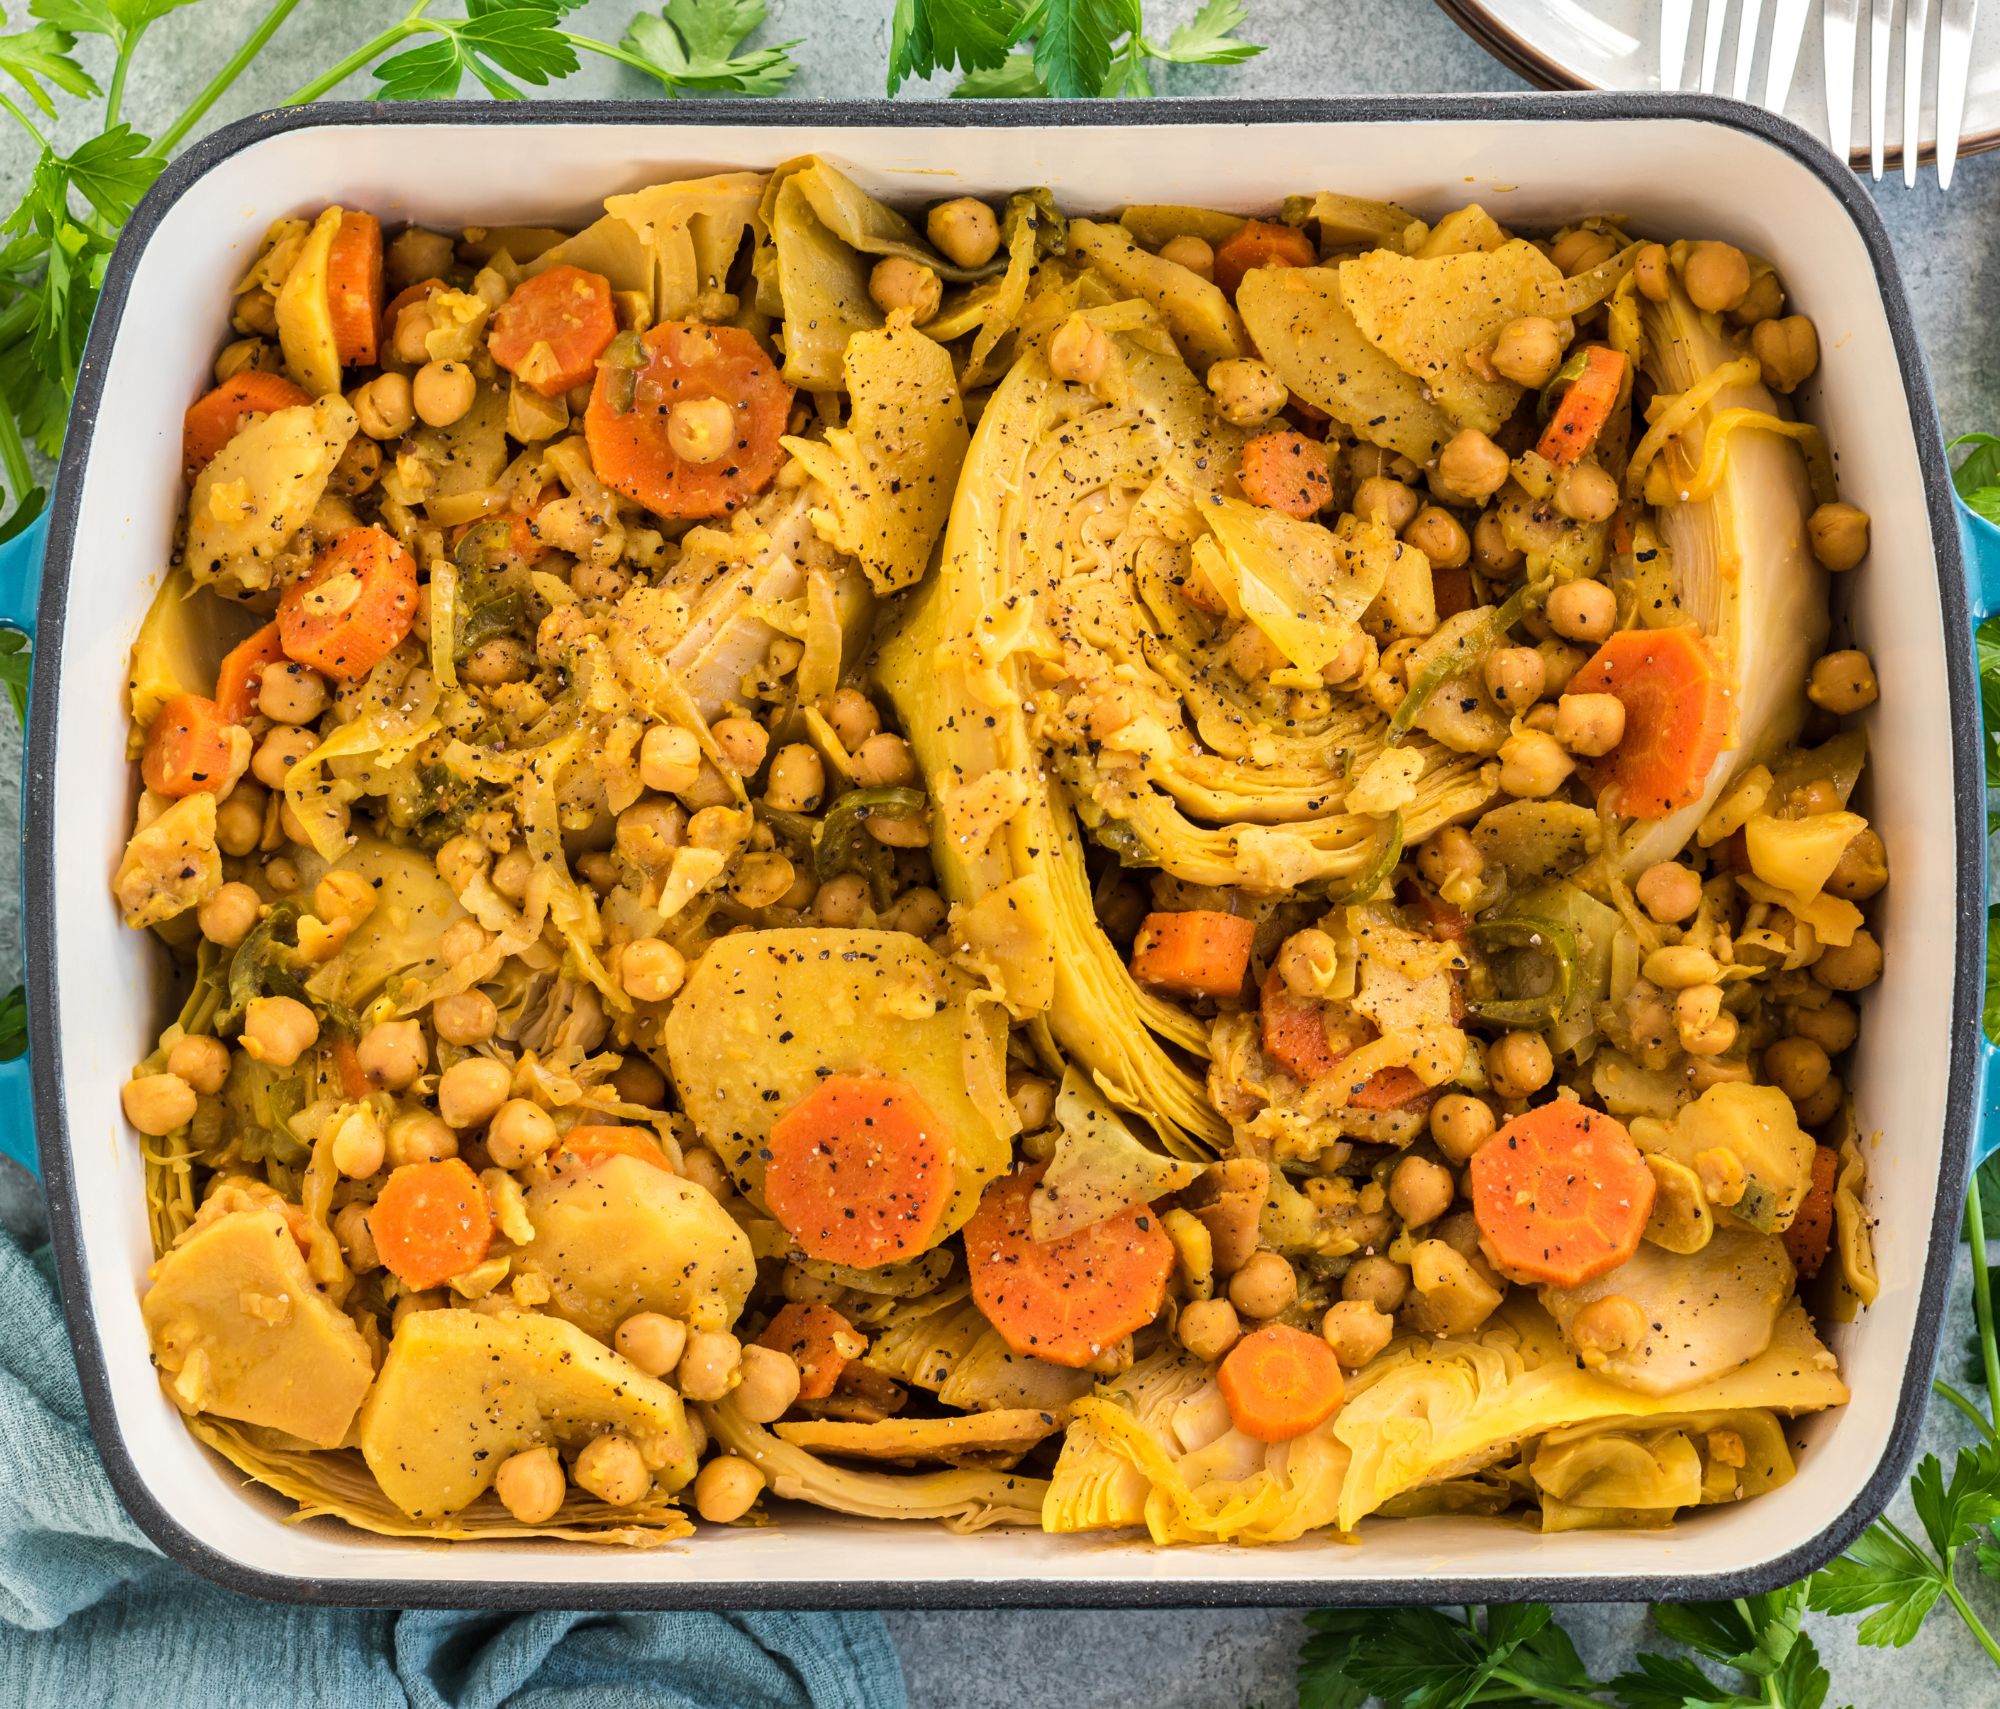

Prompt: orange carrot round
[
  {"left": 1783, "top": 1144, "right": 1839, "bottom": 1278},
  {"left": 1470, "top": 1098, "right": 1655, "bottom": 1288},
  {"left": 330, "top": 1035, "right": 370, "bottom": 1100},
  {"left": 584, "top": 320, "right": 792, "bottom": 522},
  {"left": 491, "top": 264, "right": 617, "bottom": 396},
  {"left": 963, "top": 1163, "right": 1175, "bottom": 1369},
  {"left": 141, "top": 694, "right": 239, "bottom": 797},
  {"left": 559, "top": 1125, "right": 674, "bottom": 1175},
  {"left": 1131, "top": 909, "right": 1257, "bottom": 1001},
  {"left": 758, "top": 1301, "right": 860, "bottom": 1401},
  {"left": 1535, "top": 346, "right": 1627, "bottom": 468},
  {"left": 1260, "top": 969, "right": 1341, "bottom": 1082},
  {"left": 763, "top": 1074, "right": 953, "bottom": 1268},
  {"left": 1213, "top": 218, "right": 1316, "bottom": 299},
  {"left": 181, "top": 371, "right": 311, "bottom": 484},
  {"left": 1218, "top": 1323, "right": 1345, "bottom": 1442},
  {"left": 278, "top": 525, "right": 419, "bottom": 682},
  {"left": 326, "top": 210, "right": 384, "bottom": 368},
  {"left": 1571, "top": 625, "right": 1734, "bottom": 819},
  {"left": 370, "top": 1159, "right": 492, "bottom": 1291},
  {"left": 1237, "top": 429, "right": 1332, "bottom": 517},
  {"left": 213, "top": 621, "right": 287, "bottom": 724}
]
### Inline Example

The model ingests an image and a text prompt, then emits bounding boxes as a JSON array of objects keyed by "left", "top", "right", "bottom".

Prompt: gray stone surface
[{"left": 4, "top": 0, "right": 1999, "bottom": 1701}]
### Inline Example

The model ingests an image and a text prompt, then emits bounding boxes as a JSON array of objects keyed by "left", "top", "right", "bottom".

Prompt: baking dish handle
[
  {"left": 1960, "top": 499, "right": 2000, "bottom": 1164},
  {"left": 0, "top": 508, "right": 45, "bottom": 1173}
]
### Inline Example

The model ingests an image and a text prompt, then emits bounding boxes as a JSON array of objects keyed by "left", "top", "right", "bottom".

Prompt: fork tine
[
  {"left": 1700, "top": 0, "right": 1733, "bottom": 92},
  {"left": 1765, "top": 0, "right": 1813, "bottom": 108},
  {"left": 1661, "top": 0, "right": 1695, "bottom": 91},
  {"left": 1733, "top": 0, "right": 1766, "bottom": 97},
  {"left": 1824, "top": 0, "right": 1862, "bottom": 160},
  {"left": 1905, "top": 0, "right": 1933, "bottom": 187},
  {"left": 1870, "top": 0, "right": 1895, "bottom": 178},
  {"left": 1937, "top": 0, "right": 1980, "bottom": 189}
]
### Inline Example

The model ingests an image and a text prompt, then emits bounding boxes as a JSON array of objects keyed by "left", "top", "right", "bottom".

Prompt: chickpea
[
  {"left": 851, "top": 731, "right": 919, "bottom": 789},
  {"left": 677, "top": 1329, "right": 744, "bottom": 1401},
  {"left": 712, "top": 716, "right": 769, "bottom": 778},
  {"left": 621, "top": 938, "right": 687, "bottom": 1005},
  {"left": 1795, "top": 1075, "right": 1844, "bottom": 1127},
  {"left": 886, "top": 885, "right": 947, "bottom": 939},
  {"left": 1473, "top": 508, "right": 1524, "bottom": 576},
  {"left": 826, "top": 687, "right": 881, "bottom": 751},
  {"left": 332, "top": 1200, "right": 380, "bottom": 1272},
  {"left": 680, "top": 1147, "right": 730, "bottom": 1199},
  {"left": 667, "top": 396, "right": 735, "bottom": 465},
  {"left": 1550, "top": 227, "right": 1617, "bottom": 276},
  {"left": 612, "top": 1053, "right": 668, "bottom": 1107},
  {"left": 1353, "top": 474, "right": 1420, "bottom": 532},
  {"left": 1633, "top": 242, "right": 1672, "bottom": 302},
  {"left": 615, "top": 1311, "right": 689, "bottom": 1379},
  {"left": 487, "top": 1098, "right": 557, "bottom": 1169},
  {"left": 387, "top": 226, "right": 454, "bottom": 289},
  {"left": 573, "top": 1432, "right": 650, "bottom": 1506},
  {"left": 1206, "top": 357, "right": 1287, "bottom": 426},
  {"left": 1751, "top": 314, "right": 1819, "bottom": 393},
  {"left": 1807, "top": 502, "right": 1870, "bottom": 571},
  {"left": 926, "top": 197, "right": 1000, "bottom": 269},
  {"left": 437, "top": 1056, "right": 511, "bottom": 1129},
  {"left": 1764, "top": 1036, "right": 1832, "bottom": 1105},
  {"left": 164, "top": 1034, "right": 230, "bottom": 1097},
  {"left": 1807, "top": 649, "right": 1878, "bottom": 715},
  {"left": 387, "top": 1109, "right": 458, "bottom": 1167},
  {"left": 864, "top": 806, "right": 931, "bottom": 849},
  {"left": 765, "top": 743, "right": 825, "bottom": 813},
  {"left": 1490, "top": 316, "right": 1565, "bottom": 387},
  {"left": 1547, "top": 578, "right": 1616, "bottom": 645},
  {"left": 734, "top": 1344, "right": 802, "bottom": 1425},
  {"left": 1048, "top": 314, "right": 1111, "bottom": 387},
  {"left": 1644, "top": 944, "right": 1720, "bottom": 989},
  {"left": 867, "top": 255, "right": 942, "bottom": 324},
  {"left": 1225, "top": 621, "right": 1287, "bottom": 680},
  {"left": 213, "top": 785, "right": 265, "bottom": 859},
  {"left": 1226, "top": 1249, "right": 1298, "bottom": 1320},
  {"left": 1404, "top": 505, "right": 1470, "bottom": 568},
  {"left": 1321, "top": 1300, "right": 1395, "bottom": 1369},
  {"left": 389, "top": 297, "right": 437, "bottom": 365},
  {"left": 255, "top": 659, "right": 328, "bottom": 725},
  {"left": 694, "top": 1455, "right": 765, "bottom": 1524},
  {"left": 490, "top": 845, "right": 533, "bottom": 904},
  {"left": 1682, "top": 240, "right": 1751, "bottom": 314},
  {"left": 1481, "top": 645, "right": 1546, "bottom": 714},
  {"left": 1553, "top": 461, "right": 1620, "bottom": 525},
  {"left": 1570, "top": 1294, "right": 1649, "bottom": 1363},
  {"left": 1790, "top": 997, "right": 1858, "bottom": 1056},
  {"left": 251, "top": 725, "right": 318, "bottom": 791},
  {"left": 616, "top": 799, "right": 687, "bottom": 869},
  {"left": 121, "top": 1072, "right": 196, "bottom": 1136},
  {"left": 1731, "top": 270, "right": 1785, "bottom": 326},
  {"left": 813, "top": 871, "right": 872, "bottom": 927},
  {"left": 329, "top": 1104, "right": 386, "bottom": 1178},
  {"left": 352, "top": 371, "right": 414, "bottom": 441},
  {"left": 314, "top": 869, "right": 377, "bottom": 931},
  {"left": 412, "top": 360, "right": 476, "bottom": 428},
  {"left": 1813, "top": 928, "right": 1883, "bottom": 992},
  {"left": 433, "top": 990, "right": 497, "bottom": 1046},
  {"left": 1636, "top": 861, "right": 1702, "bottom": 924},
  {"left": 1342, "top": 1254, "right": 1412, "bottom": 1313},
  {"left": 1008, "top": 1073, "right": 1056, "bottom": 1133},
  {"left": 730, "top": 851, "right": 796, "bottom": 910},
  {"left": 195, "top": 884, "right": 261, "bottom": 951},
  {"left": 1497, "top": 729, "right": 1573, "bottom": 799},
  {"left": 1553, "top": 691, "right": 1626, "bottom": 757},
  {"left": 1388, "top": 1155, "right": 1455, "bottom": 1228},
  {"left": 1176, "top": 1297, "right": 1242, "bottom": 1361},
  {"left": 356, "top": 1019, "right": 426, "bottom": 1089},
  {"left": 1159, "top": 234, "right": 1215, "bottom": 279},
  {"left": 1488, "top": 1030, "right": 1554, "bottom": 1100},
  {"left": 1437, "top": 429, "right": 1510, "bottom": 503},
  {"left": 1825, "top": 827, "right": 1888, "bottom": 901},
  {"left": 494, "top": 1445, "right": 566, "bottom": 1525},
  {"left": 242, "top": 996, "right": 318, "bottom": 1067},
  {"left": 1420, "top": 1095, "right": 1491, "bottom": 1168},
  {"left": 462, "top": 636, "right": 533, "bottom": 687},
  {"left": 632, "top": 725, "right": 700, "bottom": 798},
  {"left": 263, "top": 856, "right": 300, "bottom": 896}
]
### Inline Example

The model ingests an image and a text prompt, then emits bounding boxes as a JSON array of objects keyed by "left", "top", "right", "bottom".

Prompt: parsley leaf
[
  {"left": 1019, "top": 0, "right": 1133, "bottom": 97},
  {"left": 0, "top": 19, "right": 95, "bottom": 116},
  {"left": 1809, "top": 1514, "right": 1948, "bottom": 1646},
  {"left": 1977, "top": 615, "right": 2000, "bottom": 792},
  {"left": 373, "top": 0, "right": 588, "bottom": 101},
  {"left": 1154, "top": 0, "right": 1261, "bottom": 65},
  {"left": 0, "top": 985, "right": 25, "bottom": 1063},
  {"left": 63, "top": 122, "right": 164, "bottom": 222},
  {"left": 30, "top": 1, "right": 201, "bottom": 47},
  {"left": 888, "top": 0, "right": 1020, "bottom": 94},
  {"left": 0, "top": 629, "right": 27, "bottom": 723},
  {"left": 623, "top": 0, "right": 799, "bottom": 95},
  {"left": 1952, "top": 431, "right": 2000, "bottom": 525},
  {"left": 951, "top": 49, "right": 1045, "bottom": 96},
  {"left": 1297, "top": 1603, "right": 1604, "bottom": 1709},
  {"left": 1911, "top": 1444, "right": 2000, "bottom": 1555}
]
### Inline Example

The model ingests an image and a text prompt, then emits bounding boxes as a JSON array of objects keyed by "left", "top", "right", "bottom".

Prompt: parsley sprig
[{"left": 890, "top": 0, "right": 1261, "bottom": 98}]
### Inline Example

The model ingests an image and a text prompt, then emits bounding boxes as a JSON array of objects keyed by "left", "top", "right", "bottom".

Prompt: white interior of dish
[{"left": 45, "top": 112, "right": 1956, "bottom": 1596}]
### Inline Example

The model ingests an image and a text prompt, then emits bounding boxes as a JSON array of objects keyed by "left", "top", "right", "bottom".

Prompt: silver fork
[
  {"left": 1842, "top": 0, "right": 1980, "bottom": 188},
  {"left": 1665, "top": 1, "right": 1810, "bottom": 104}
]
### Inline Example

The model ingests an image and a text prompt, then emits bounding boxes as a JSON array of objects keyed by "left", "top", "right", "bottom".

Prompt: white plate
[{"left": 1440, "top": 0, "right": 2000, "bottom": 168}]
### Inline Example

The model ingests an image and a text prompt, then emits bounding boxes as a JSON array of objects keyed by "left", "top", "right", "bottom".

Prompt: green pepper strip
[
  {"left": 1328, "top": 811, "right": 1403, "bottom": 905},
  {"left": 1537, "top": 347, "right": 1593, "bottom": 425},
  {"left": 217, "top": 903, "right": 308, "bottom": 1036},
  {"left": 813, "top": 787, "right": 927, "bottom": 889},
  {"left": 755, "top": 802, "right": 819, "bottom": 853},
  {"left": 600, "top": 328, "right": 648, "bottom": 415},
  {"left": 1465, "top": 915, "right": 1578, "bottom": 1028},
  {"left": 1386, "top": 579, "right": 1542, "bottom": 747},
  {"left": 456, "top": 592, "right": 526, "bottom": 660}
]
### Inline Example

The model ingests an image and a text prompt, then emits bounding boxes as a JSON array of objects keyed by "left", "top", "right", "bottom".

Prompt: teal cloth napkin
[{"left": 0, "top": 1218, "right": 907, "bottom": 1709}]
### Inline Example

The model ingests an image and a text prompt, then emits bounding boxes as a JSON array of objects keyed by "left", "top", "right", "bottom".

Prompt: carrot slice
[
  {"left": 560, "top": 1125, "right": 674, "bottom": 1175},
  {"left": 757, "top": 1301, "right": 861, "bottom": 1402},
  {"left": 330, "top": 1035, "right": 370, "bottom": 1101},
  {"left": 1257, "top": 974, "right": 1433, "bottom": 1108},
  {"left": 963, "top": 1163, "right": 1175, "bottom": 1369},
  {"left": 763, "top": 1074, "right": 953, "bottom": 1268},
  {"left": 370, "top": 1159, "right": 491, "bottom": 1291},
  {"left": 141, "top": 694, "right": 240, "bottom": 797},
  {"left": 1783, "top": 1144, "right": 1839, "bottom": 1279},
  {"left": 1535, "top": 346, "right": 1626, "bottom": 468},
  {"left": 491, "top": 264, "right": 618, "bottom": 396},
  {"left": 213, "top": 621, "right": 287, "bottom": 723},
  {"left": 1571, "top": 625, "right": 1734, "bottom": 819},
  {"left": 584, "top": 320, "right": 793, "bottom": 522},
  {"left": 326, "top": 210, "right": 384, "bottom": 368},
  {"left": 1469, "top": 1098, "right": 1655, "bottom": 1288},
  {"left": 1218, "top": 1323, "right": 1344, "bottom": 1441},
  {"left": 1213, "top": 219, "right": 1316, "bottom": 300},
  {"left": 1237, "top": 429, "right": 1332, "bottom": 517},
  {"left": 181, "top": 371, "right": 311, "bottom": 484},
  {"left": 278, "top": 525, "right": 419, "bottom": 682},
  {"left": 1131, "top": 909, "right": 1256, "bottom": 1002}
]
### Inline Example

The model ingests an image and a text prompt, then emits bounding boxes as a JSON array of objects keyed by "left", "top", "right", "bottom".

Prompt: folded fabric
[{"left": 0, "top": 1216, "right": 905, "bottom": 1709}]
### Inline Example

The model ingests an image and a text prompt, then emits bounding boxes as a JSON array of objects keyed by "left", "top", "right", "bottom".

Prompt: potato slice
[
  {"left": 274, "top": 206, "right": 344, "bottom": 398},
  {"left": 774, "top": 1408, "right": 1063, "bottom": 1468},
  {"left": 184, "top": 395, "right": 358, "bottom": 598}
]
